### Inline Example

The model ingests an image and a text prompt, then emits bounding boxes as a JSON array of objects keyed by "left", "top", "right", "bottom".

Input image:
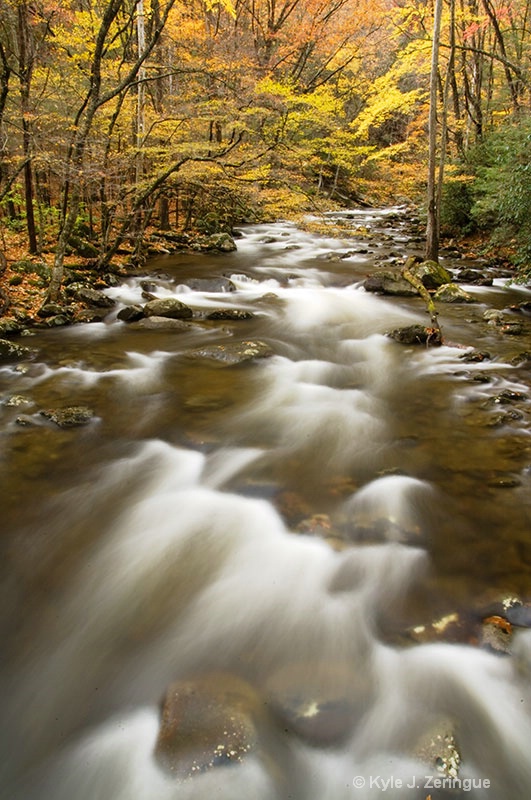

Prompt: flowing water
[{"left": 1, "top": 207, "right": 531, "bottom": 799}]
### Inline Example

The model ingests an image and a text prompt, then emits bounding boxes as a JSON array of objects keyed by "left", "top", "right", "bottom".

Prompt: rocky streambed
[{"left": 1, "top": 207, "right": 531, "bottom": 799}]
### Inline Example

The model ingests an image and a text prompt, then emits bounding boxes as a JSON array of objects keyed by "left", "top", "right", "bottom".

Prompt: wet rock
[
  {"left": 487, "top": 389, "right": 527, "bottom": 405},
  {"left": 0, "top": 338, "right": 37, "bottom": 362},
  {"left": 73, "top": 308, "right": 109, "bottom": 323},
  {"left": 387, "top": 325, "right": 442, "bottom": 346},
  {"left": 202, "top": 233, "right": 237, "bottom": 252},
  {"left": 15, "top": 414, "right": 39, "bottom": 427},
  {"left": 508, "top": 301, "right": 531, "bottom": 315},
  {"left": 206, "top": 309, "right": 255, "bottom": 321},
  {"left": 480, "top": 615, "right": 513, "bottom": 654},
  {"left": 459, "top": 350, "right": 490, "bottom": 363},
  {"left": 433, "top": 283, "right": 474, "bottom": 303},
  {"left": 73, "top": 286, "right": 116, "bottom": 308},
  {"left": 130, "top": 316, "right": 197, "bottom": 331},
  {"left": 140, "top": 280, "right": 159, "bottom": 294},
  {"left": 486, "top": 474, "right": 521, "bottom": 487},
  {"left": 187, "top": 340, "right": 273, "bottom": 365},
  {"left": 181, "top": 277, "right": 236, "bottom": 293},
  {"left": 154, "top": 672, "right": 262, "bottom": 778},
  {"left": 264, "top": 663, "right": 364, "bottom": 747},
  {"left": 274, "top": 491, "right": 312, "bottom": 525},
  {"left": 408, "top": 259, "right": 452, "bottom": 289},
  {"left": 414, "top": 719, "right": 461, "bottom": 779},
  {"left": 42, "top": 314, "right": 70, "bottom": 327},
  {"left": 0, "top": 318, "right": 24, "bottom": 335},
  {"left": 40, "top": 405, "right": 94, "bottom": 428},
  {"left": 3, "top": 394, "right": 32, "bottom": 408},
  {"left": 363, "top": 271, "right": 418, "bottom": 296},
  {"left": 484, "top": 410, "right": 525, "bottom": 427},
  {"left": 510, "top": 351, "right": 531, "bottom": 365},
  {"left": 408, "top": 613, "right": 473, "bottom": 646},
  {"left": 500, "top": 321, "right": 525, "bottom": 335},
  {"left": 117, "top": 304, "right": 144, "bottom": 322},
  {"left": 143, "top": 297, "right": 193, "bottom": 319},
  {"left": 456, "top": 268, "right": 493, "bottom": 286},
  {"left": 37, "top": 303, "right": 66, "bottom": 318},
  {"left": 504, "top": 600, "right": 531, "bottom": 627},
  {"left": 483, "top": 309, "right": 505, "bottom": 325}
]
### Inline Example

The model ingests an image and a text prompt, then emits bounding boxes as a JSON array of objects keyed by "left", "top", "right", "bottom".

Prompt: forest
[{"left": 0, "top": 0, "right": 530, "bottom": 303}]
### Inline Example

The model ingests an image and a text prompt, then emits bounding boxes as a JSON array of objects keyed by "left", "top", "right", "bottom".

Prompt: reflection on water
[{"left": 1, "top": 208, "right": 531, "bottom": 798}]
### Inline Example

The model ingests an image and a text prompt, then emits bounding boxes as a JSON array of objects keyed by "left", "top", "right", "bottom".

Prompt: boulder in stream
[
  {"left": 363, "top": 271, "right": 418, "bottom": 296},
  {"left": 202, "top": 233, "right": 237, "bottom": 252},
  {"left": 206, "top": 309, "right": 255, "bottom": 321},
  {"left": 143, "top": 297, "right": 193, "bottom": 319},
  {"left": 154, "top": 672, "right": 263, "bottom": 778},
  {"left": 188, "top": 340, "right": 273, "bottom": 365},
  {"left": 433, "top": 283, "right": 474, "bottom": 303},
  {"left": 408, "top": 260, "right": 452, "bottom": 289},
  {"left": 0, "top": 338, "right": 37, "bottom": 362},
  {"left": 72, "top": 286, "right": 116, "bottom": 308},
  {"left": 387, "top": 325, "right": 442, "bottom": 346},
  {"left": 117, "top": 304, "right": 144, "bottom": 322}
]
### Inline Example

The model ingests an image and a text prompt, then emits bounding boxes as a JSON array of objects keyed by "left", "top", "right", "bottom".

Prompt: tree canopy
[{"left": 0, "top": 0, "right": 530, "bottom": 288}]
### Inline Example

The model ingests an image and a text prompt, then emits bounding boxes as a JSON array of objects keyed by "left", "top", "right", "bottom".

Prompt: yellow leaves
[{"left": 204, "top": 0, "right": 236, "bottom": 17}]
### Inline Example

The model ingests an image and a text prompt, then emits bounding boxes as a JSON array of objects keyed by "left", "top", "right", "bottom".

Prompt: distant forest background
[{"left": 1, "top": 0, "right": 530, "bottom": 282}]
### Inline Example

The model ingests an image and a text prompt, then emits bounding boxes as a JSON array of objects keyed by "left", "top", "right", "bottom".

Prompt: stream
[{"left": 1, "top": 206, "right": 531, "bottom": 799}]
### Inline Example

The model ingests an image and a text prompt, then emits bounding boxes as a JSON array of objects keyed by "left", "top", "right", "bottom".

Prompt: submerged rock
[
  {"left": 206, "top": 309, "right": 255, "bottom": 321},
  {"left": 387, "top": 325, "right": 442, "bottom": 346},
  {"left": 130, "top": 316, "right": 197, "bottom": 331},
  {"left": 143, "top": 297, "right": 193, "bottom": 319},
  {"left": 264, "top": 662, "right": 365, "bottom": 747},
  {"left": 40, "top": 405, "right": 94, "bottom": 428},
  {"left": 154, "top": 672, "right": 263, "bottom": 778},
  {"left": 188, "top": 340, "right": 273, "bottom": 365},
  {"left": 414, "top": 719, "right": 461, "bottom": 779}
]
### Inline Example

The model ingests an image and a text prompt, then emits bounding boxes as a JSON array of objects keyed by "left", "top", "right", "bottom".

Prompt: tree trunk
[
  {"left": 426, "top": 0, "right": 443, "bottom": 263},
  {"left": 17, "top": 2, "right": 38, "bottom": 255}
]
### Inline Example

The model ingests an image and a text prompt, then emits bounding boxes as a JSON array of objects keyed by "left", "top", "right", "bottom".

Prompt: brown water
[{"left": 1, "top": 208, "right": 531, "bottom": 799}]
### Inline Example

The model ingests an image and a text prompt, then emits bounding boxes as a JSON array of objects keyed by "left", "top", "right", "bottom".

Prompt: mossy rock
[
  {"left": 433, "top": 283, "right": 474, "bottom": 303},
  {"left": 409, "top": 260, "right": 452, "bottom": 289}
]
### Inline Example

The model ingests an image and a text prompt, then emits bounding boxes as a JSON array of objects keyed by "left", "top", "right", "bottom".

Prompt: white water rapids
[{"left": 1, "top": 208, "right": 531, "bottom": 799}]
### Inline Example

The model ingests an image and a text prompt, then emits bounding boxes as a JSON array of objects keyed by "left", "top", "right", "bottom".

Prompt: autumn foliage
[{"left": 0, "top": 0, "right": 530, "bottom": 290}]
